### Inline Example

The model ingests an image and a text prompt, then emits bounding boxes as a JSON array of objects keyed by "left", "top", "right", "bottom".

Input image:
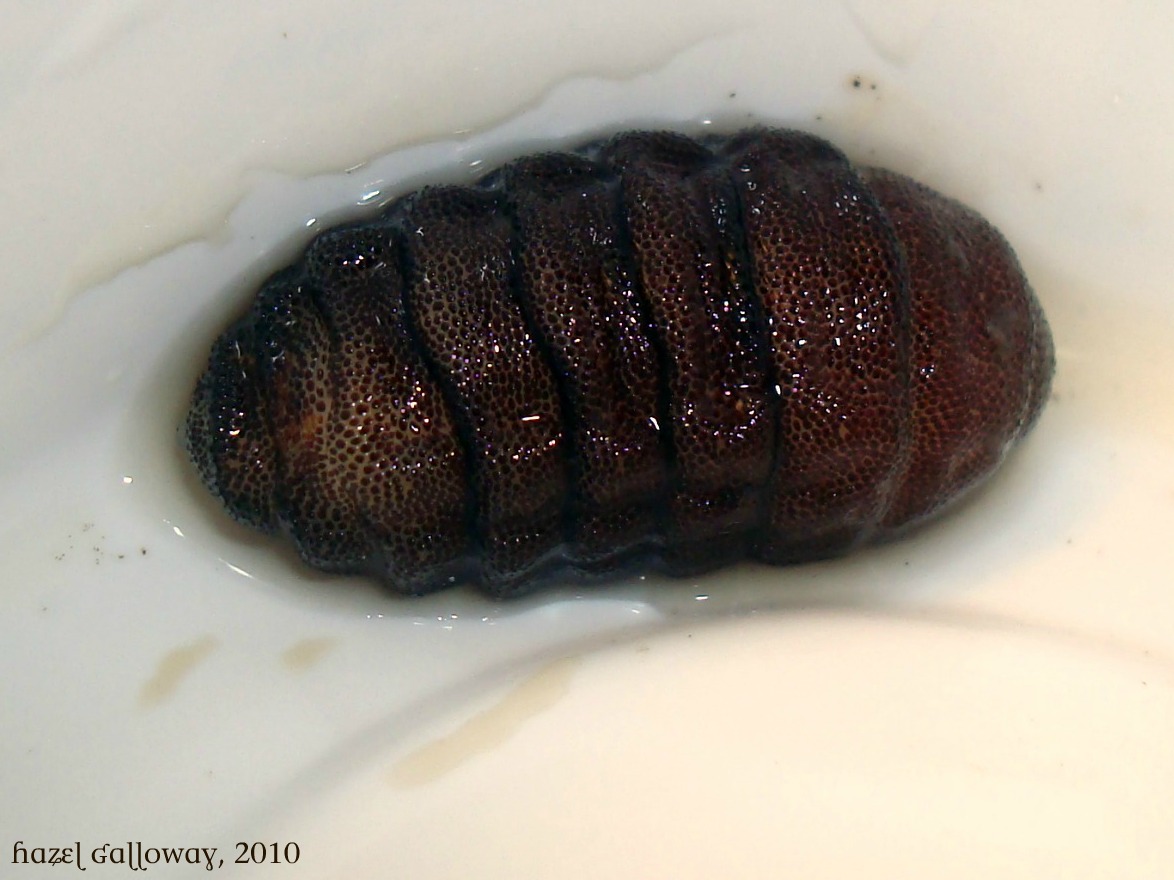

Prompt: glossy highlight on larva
[{"left": 184, "top": 128, "right": 1054, "bottom": 596}]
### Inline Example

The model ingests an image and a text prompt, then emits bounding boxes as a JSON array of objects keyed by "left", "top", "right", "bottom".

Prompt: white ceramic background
[{"left": 2, "top": 1, "right": 1173, "bottom": 876}]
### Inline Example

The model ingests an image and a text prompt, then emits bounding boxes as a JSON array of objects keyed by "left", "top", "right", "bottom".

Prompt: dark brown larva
[{"left": 185, "top": 128, "right": 1053, "bottom": 596}]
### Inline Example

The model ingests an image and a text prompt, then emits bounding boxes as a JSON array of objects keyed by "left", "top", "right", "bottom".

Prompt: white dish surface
[{"left": 3, "top": 1, "right": 1174, "bottom": 876}]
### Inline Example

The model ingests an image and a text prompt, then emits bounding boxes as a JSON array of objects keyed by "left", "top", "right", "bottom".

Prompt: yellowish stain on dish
[
  {"left": 281, "top": 637, "right": 338, "bottom": 673},
  {"left": 388, "top": 655, "right": 580, "bottom": 789},
  {"left": 138, "top": 635, "right": 219, "bottom": 707}
]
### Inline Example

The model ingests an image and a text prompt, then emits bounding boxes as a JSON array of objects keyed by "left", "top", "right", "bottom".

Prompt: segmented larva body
[{"left": 185, "top": 128, "right": 1053, "bottom": 596}]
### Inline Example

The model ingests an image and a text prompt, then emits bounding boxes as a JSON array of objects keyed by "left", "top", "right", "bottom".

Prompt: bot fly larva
[{"left": 184, "top": 128, "right": 1053, "bottom": 596}]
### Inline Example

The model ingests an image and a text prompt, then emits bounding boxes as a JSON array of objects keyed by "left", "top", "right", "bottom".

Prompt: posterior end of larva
[{"left": 862, "top": 167, "right": 1055, "bottom": 533}]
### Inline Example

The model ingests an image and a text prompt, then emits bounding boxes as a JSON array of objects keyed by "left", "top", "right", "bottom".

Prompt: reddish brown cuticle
[{"left": 184, "top": 128, "right": 1053, "bottom": 596}]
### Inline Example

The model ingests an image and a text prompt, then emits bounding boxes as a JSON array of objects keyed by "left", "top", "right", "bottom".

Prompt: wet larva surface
[{"left": 184, "top": 128, "right": 1054, "bottom": 597}]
